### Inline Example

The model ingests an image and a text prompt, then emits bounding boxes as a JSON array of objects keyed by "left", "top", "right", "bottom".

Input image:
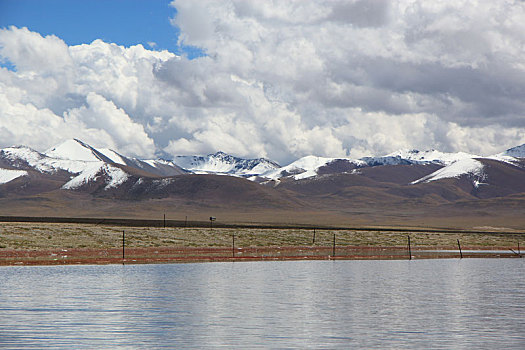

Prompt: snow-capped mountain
[
  {"left": 261, "top": 156, "right": 363, "bottom": 180},
  {"left": 500, "top": 144, "right": 525, "bottom": 158},
  {"left": 1, "top": 145, "right": 93, "bottom": 174},
  {"left": 0, "top": 139, "right": 280, "bottom": 191},
  {"left": 45, "top": 139, "right": 113, "bottom": 163},
  {"left": 2, "top": 139, "right": 525, "bottom": 200},
  {"left": 361, "top": 150, "right": 485, "bottom": 185},
  {"left": 260, "top": 149, "right": 485, "bottom": 182},
  {"left": 3, "top": 139, "right": 525, "bottom": 226},
  {"left": 486, "top": 144, "right": 525, "bottom": 164},
  {"left": 411, "top": 158, "right": 485, "bottom": 185},
  {"left": 172, "top": 151, "right": 280, "bottom": 177},
  {"left": 45, "top": 139, "right": 186, "bottom": 177},
  {"left": 383, "top": 149, "right": 481, "bottom": 165},
  {"left": 0, "top": 139, "right": 185, "bottom": 191},
  {"left": 0, "top": 144, "right": 128, "bottom": 190}
]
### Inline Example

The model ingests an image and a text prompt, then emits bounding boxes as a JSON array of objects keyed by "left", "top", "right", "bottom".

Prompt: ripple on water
[{"left": 0, "top": 259, "right": 524, "bottom": 349}]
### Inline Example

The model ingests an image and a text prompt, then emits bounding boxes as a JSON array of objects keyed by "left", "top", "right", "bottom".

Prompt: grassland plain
[{"left": 0, "top": 222, "right": 523, "bottom": 265}]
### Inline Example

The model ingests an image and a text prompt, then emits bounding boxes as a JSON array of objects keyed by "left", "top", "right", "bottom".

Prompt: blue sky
[{"left": 0, "top": 0, "right": 204, "bottom": 58}]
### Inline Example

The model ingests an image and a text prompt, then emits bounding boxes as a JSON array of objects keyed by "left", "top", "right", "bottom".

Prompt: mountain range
[{"left": 1, "top": 138, "right": 525, "bottom": 229}]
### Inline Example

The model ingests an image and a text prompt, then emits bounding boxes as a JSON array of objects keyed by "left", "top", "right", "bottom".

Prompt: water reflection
[{"left": 0, "top": 260, "right": 524, "bottom": 348}]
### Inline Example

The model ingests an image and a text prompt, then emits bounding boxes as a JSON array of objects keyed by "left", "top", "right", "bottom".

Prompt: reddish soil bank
[{"left": 0, "top": 246, "right": 520, "bottom": 266}]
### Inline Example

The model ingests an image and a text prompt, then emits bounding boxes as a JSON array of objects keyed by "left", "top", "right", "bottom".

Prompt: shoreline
[
  {"left": 0, "top": 246, "right": 521, "bottom": 266},
  {"left": 0, "top": 221, "right": 522, "bottom": 266}
]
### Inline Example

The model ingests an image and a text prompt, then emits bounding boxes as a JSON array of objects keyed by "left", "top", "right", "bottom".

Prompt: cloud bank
[{"left": 1, "top": 1, "right": 525, "bottom": 163}]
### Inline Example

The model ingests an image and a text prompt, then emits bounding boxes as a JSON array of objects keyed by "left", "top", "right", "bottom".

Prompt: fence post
[
  {"left": 122, "top": 230, "right": 125, "bottom": 264},
  {"left": 332, "top": 233, "right": 336, "bottom": 258},
  {"left": 408, "top": 235, "right": 412, "bottom": 260}
]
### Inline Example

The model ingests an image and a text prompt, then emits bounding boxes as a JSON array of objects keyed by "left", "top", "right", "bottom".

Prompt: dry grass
[{"left": 0, "top": 222, "right": 522, "bottom": 251}]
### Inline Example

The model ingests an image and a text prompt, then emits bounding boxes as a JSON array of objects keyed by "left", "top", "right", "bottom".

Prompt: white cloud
[
  {"left": 64, "top": 92, "right": 155, "bottom": 157},
  {"left": 0, "top": 26, "right": 72, "bottom": 73},
  {"left": 0, "top": 27, "right": 167, "bottom": 157},
  {"left": 0, "top": 93, "right": 68, "bottom": 149},
  {"left": 1, "top": 0, "right": 525, "bottom": 164}
]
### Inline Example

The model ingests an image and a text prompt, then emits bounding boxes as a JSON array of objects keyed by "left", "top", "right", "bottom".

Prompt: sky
[{"left": 1, "top": 0, "right": 525, "bottom": 164}]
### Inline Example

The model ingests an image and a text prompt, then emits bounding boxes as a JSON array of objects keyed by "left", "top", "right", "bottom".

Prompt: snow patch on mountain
[
  {"left": 45, "top": 139, "right": 105, "bottom": 162},
  {"left": 97, "top": 148, "right": 127, "bottom": 165},
  {"left": 360, "top": 155, "right": 414, "bottom": 166},
  {"left": 1, "top": 146, "right": 51, "bottom": 171},
  {"left": 62, "top": 163, "right": 128, "bottom": 190},
  {"left": 1, "top": 146, "right": 98, "bottom": 174},
  {"left": 385, "top": 149, "right": 480, "bottom": 165},
  {"left": 62, "top": 162, "right": 104, "bottom": 189},
  {"left": 501, "top": 144, "right": 525, "bottom": 158},
  {"left": 173, "top": 151, "right": 280, "bottom": 176},
  {"left": 291, "top": 156, "right": 343, "bottom": 180},
  {"left": 486, "top": 154, "right": 517, "bottom": 164},
  {"left": 0, "top": 168, "right": 27, "bottom": 184},
  {"left": 411, "top": 158, "right": 484, "bottom": 184},
  {"left": 104, "top": 165, "right": 129, "bottom": 189},
  {"left": 262, "top": 156, "right": 363, "bottom": 180},
  {"left": 488, "top": 144, "right": 525, "bottom": 164},
  {"left": 262, "top": 149, "right": 483, "bottom": 181},
  {"left": 143, "top": 159, "right": 165, "bottom": 167}
]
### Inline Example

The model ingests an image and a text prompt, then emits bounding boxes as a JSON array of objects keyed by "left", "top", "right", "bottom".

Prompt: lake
[{"left": 0, "top": 259, "right": 524, "bottom": 349}]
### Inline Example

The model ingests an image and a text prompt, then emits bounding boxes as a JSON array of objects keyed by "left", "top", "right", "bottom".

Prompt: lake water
[{"left": 0, "top": 259, "right": 524, "bottom": 349}]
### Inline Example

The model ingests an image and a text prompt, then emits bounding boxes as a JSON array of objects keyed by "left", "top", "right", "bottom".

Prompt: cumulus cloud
[
  {"left": 1, "top": 0, "right": 525, "bottom": 164},
  {"left": 64, "top": 92, "right": 155, "bottom": 157},
  {"left": 0, "top": 26, "right": 72, "bottom": 73},
  {"left": 0, "top": 27, "right": 166, "bottom": 157}
]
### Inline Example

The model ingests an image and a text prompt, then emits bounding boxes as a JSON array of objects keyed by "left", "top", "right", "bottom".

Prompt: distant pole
[
  {"left": 232, "top": 233, "right": 235, "bottom": 258},
  {"left": 312, "top": 229, "right": 316, "bottom": 245},
  {"left": 163, "top": 213, "right": 166, "bottom": 228},
  {"left": 457, "top": 239, "right": 463, "bottom": 259},
  {"left": 408, "top": 235, "right": 412, "bottom": 260},
  {"left": 122, "top": 230, "right": 125, "bottom": 263},
  {"left": 519, "top": 241, "right": 521, "bottom": 256},
  {"left": 185, "top": 216, "right": 188, "bottom": 228},
  {"left": 332, "top": 233, "right": 336, "bottom": 258}
]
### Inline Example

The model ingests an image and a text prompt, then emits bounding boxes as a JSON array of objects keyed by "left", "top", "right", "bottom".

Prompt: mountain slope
[
  {"left": 45, "top": 139, "right": 113, "bottom": 163},
  {"left": 412, "top": 158, "right": 485, "bottom": 185},
  {"left": 1, "top": 139, "right": 525, "bottom": 213},
  {"left": 45, "top": 139, "right": 186, "bottom": 177},
  {"left": 0, "top": 168, "right": 27, "bottom": 184},
  {"left": 385, "top": 149, "right": 480, "bottom": 165},
  {"left": 261, "top": 149, "right": 485, "bottom": 181},
  {"left": 173, "top": 151, "right": 280, "bottom": 177},
  {"left": 500, "top": 144, "right": 525, "bottom": 158},
  {"left": 2, "top": 140, "right": 525, "bottom": 229}
]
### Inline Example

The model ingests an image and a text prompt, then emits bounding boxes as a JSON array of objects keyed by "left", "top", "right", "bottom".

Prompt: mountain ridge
[
  {"left": 1, "top": 138, "right": 525, "bottom": 205},
  {"left": 2, "top": 139, "right": 525, "bottom": 229},
  {"left": 2, "top": 139, "right": 525, "bottom": 187}
]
